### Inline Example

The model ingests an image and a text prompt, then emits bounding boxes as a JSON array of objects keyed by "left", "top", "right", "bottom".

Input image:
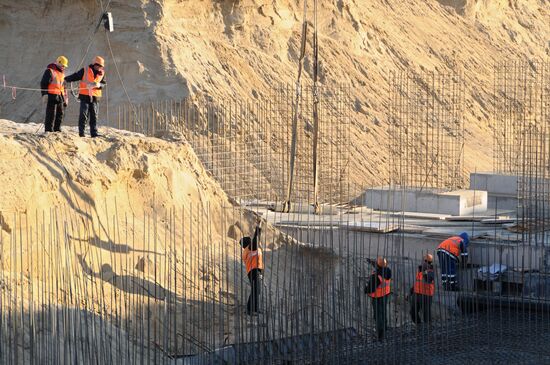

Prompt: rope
[
  {"left": 311, "top": 0, "right": 320, "bottom": 214},
  {"left": 105, "top": 31, "right": 139, "bottom": 124},
  {"left": 283, "top": 0, "right": 308, "bottom": 213}
]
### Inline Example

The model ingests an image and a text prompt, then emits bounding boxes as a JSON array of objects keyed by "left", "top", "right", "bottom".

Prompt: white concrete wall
[
  {"left": 470, "top": 172, "right": 518, "bottom": 196},
  {"left": 364, "top": 186, "right": 487, "bottom": 216}
]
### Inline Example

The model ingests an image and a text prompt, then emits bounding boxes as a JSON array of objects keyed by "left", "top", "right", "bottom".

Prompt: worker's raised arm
[
  {"left": 64, "top": 68, "right": 85, "bottom": 83},
  {"left": 364, "top": 273, "right": 380, "bottom": 294},
  {"left": 251, "top": 224, "right": 262, "bottom": 251}
]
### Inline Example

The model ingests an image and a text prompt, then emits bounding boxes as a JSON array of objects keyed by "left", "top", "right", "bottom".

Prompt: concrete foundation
[
  {"left": 363, "top": 186, "right": 487, "bottom": 216},
  {"left": 469, "top": 172, "right": 518, "bottom": 210}
]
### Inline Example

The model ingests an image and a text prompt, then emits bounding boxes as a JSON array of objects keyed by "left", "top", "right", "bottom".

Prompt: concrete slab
[{"left": 363, "top": 186, "right": 487, "bottom": 216}]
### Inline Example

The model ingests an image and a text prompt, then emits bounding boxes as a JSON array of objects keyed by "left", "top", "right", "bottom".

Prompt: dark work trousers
[
  {"left": 44, "top": 95, "right": 64, "bottom": 132},
  {"left": 371, "top": 295, "right": 389, "bottom": 339},
  {"left": 437, "top": 250, "right": 458, "bottom": 291},
  {"left": 410, "top": 293, "right": 432, "bottom": 324},
  {"left": 246, "top": 268, "right": 262, "bottom": 315},
  {"left": 79, "top": 99, "right": 99, "bottom": 137}
]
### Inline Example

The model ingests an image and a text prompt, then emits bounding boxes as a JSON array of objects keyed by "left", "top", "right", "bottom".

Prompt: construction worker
[
  {"left": 410, "top": 254, "right": 435, "bottom": 324},
  {"left": 364, "top": 256, "right": 392, "bottom": 340},
  {"left": 64, "top": 56, "right": 106, "bottom": 137},
  {"left": 240, "top": 222, "right": 263, "bottom": 316},
  {"left": 436, "top": 232, "right": 469, "bottom": 291},
  {"left": 40, "top": 56, "right": 69, "bottom": 132}
]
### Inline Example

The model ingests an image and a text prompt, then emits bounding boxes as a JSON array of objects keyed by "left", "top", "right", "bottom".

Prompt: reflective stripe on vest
[
  {"left": 413, "top": 270, "right": 435, "bottom": 296},
  {"left": 437, "top": 236, "right": 462, "bottom": 257},
  {"left": 47, "top": 68, "right": 65, "bottom": 95},
  {"left": 79, "top": 67, "right": 103, "bottom": 97},
  {"left": 242, "top": 247, "right": 264, "bottom": 274},
  {"left": 368, "top": 274, "right": 391, "bottom": 298}
]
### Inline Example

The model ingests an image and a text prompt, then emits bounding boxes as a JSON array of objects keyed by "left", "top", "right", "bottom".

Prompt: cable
[{"left": 105, "top": 31, "right": 139, "bottom": 124}]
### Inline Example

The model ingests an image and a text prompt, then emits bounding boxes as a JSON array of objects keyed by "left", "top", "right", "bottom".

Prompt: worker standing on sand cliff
[
  {"left": 410, "top": 254, "right": 435, "bottom": 324},
  {"left": 40, "top": 56, "right": 69, "bottom": 133},
  {"left": 436, "top": 232, "right": 469, "bottom": 291},
  {"left": 365, "top": 257, "right": 392, "bottom": 340},
  {"left": 241, "top": 221, "right": 263, "bottom": 316},
  {"left": 64, "top": 56, "right": 106, "bottom": 138}
]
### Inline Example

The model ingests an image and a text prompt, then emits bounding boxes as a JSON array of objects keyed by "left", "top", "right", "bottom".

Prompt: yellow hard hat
[
  {"left": 376, "top": 256, "right": 387, "bottom": 268},
  {"left": 56, "top": 56, "right": 69, "bottom": 67},
  {"left": 93, "top": 56, "right": 105, "bottom": 67}
]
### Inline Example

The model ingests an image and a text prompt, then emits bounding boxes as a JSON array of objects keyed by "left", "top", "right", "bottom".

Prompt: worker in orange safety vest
[
  {"left": 410, "top": 254, "right": 435, "bottom": 324},
  {"left": 40, "top": 56, "right": 69, "bottom": 132},
  {"left": 240, "top": 222, "right": 263, "bottom": 316},
  {"left": 437, "top": 232, "right": 469, "bottom": 291},
  {"left": 64, "top": 56, "right": 106, "bottom": 137},
  {"left": 364, "top": 256, "right": 392, "bottom": 340}
]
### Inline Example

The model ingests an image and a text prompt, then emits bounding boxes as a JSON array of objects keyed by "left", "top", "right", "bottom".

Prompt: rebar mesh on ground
[{"left": 388, "top": 70, "right": 465, "bottom": 190}]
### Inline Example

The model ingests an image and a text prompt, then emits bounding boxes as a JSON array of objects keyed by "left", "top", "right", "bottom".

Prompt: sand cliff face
[{"left": 0, "top": 0, "right": 549, "bottom": 188}]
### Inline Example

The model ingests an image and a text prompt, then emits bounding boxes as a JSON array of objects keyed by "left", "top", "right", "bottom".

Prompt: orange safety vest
[
  {"left": 437, "top": 236, "right": 462, "bottom": 257},
  {"left": 79, "top": 67, "right": 103, "bottom": 97},
  {"left": 242, "top": 247, "right": 264, "bottom": 274},
  {"left": 368, "top": 273, "right": 391, "bottom": 298},
  {"left": 47, "top": 68, "right": 65, "bottom": 95},
  {"left": 413, "top": 270, "right": 435, "bottom": 296}
]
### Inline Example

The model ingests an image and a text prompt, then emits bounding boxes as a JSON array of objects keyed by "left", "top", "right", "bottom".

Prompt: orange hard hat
[
  {"left": 424, "top": 254, "right": 434, "bottom": 263},
  {"left": 376, "top": 256, "right": 387, "bottom": 268},
  {"left": 93, "top": 56, "right": 105, "bottom": 67}
]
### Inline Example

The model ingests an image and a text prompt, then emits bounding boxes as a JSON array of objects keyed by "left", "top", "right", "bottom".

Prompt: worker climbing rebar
[{"left": 241, "top": 220, "right": 264, "bottom": 316}]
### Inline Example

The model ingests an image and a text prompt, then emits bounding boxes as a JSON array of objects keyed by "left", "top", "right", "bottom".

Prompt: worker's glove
[
  {"left": 42, "top": 95, "right": 48, "bottom": 105},
  {"left": 63, "top": 101, "right": 68, "bottom": 107},
  {"left": 94, "top": 82, "right": 103, "bottom": 89}
]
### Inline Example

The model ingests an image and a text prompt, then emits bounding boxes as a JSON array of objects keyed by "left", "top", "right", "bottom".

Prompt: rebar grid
[
  {"left": 493, "top": 60, "right": 550, "bottom": 174},
  {"left": 268, "top": 84, "right": 351, "bottom": 205},
  {"left": 0, "top": 203, "right": 549, "bottom": 364},
  {"left": 493, "top": 60, "right": 550, "bottom": 247},
  {"left": 389, "top": 70, "right": 465, "bottom": 190},
  {"left": 112, "top": 98, "right": 274, "bottom": 201},
  {"left": 109, "top": 88, "right": 351, "bottom": 206}
]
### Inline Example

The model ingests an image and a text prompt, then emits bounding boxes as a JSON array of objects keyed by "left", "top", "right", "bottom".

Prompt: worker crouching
[
  {"left": 65, "top": 56, "right": 106, "bottom": 137},
  {"left": 40, "top": 56, "right": 69, "bottom": 133},
  {"left": 436, "top": 232, "right": 469, "bottom": 291},
  {"left": 241, "top": 223, "right": 263, "bottom": 316},
  {"left": 364, "top": 257, "right": 392, "bottom": 340},
  {"left": 410, "top": 254, "right": 435, "bottom": 324}
]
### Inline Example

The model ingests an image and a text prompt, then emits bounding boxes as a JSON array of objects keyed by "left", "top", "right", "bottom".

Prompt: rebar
[
  {"left": 389, "top": 69, "right": 465, "bottom": 190},
  {"left": 107, "top": 88, "right": 352, "bottom": 206}
]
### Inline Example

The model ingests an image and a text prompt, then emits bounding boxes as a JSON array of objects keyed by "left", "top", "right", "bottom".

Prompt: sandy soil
[{"left": 0, "top": 0, "right": 548, "bottom": 189}]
